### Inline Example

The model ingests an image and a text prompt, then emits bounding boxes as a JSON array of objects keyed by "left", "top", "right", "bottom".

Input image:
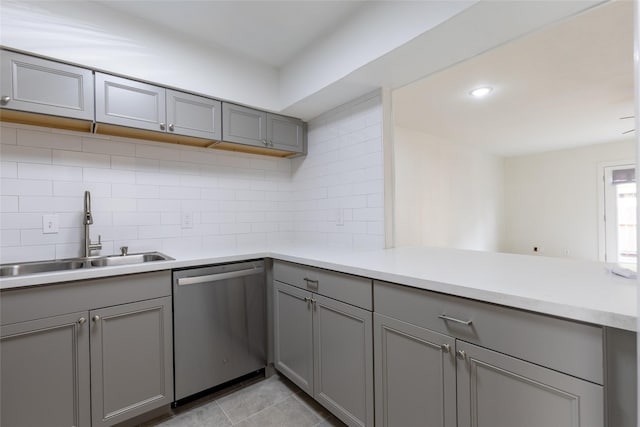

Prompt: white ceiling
[
  {"left": 392, "top": 1, "right": 635, "bottom": 157},
  {"left": 94, "top": 1, "right": 367, "bottom": 68}
]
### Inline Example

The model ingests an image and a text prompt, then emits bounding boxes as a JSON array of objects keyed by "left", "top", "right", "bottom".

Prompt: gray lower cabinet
[
  {"left": 1, "top": 311, "right": 91, "bottom": 427},
  {"left": 0, "top": 49, "right": 94, "bottom": 121},
  {"left": 373, "top": 280, "right": 606, "bottom": 427},
  {"left": 456, "top": 341, "right": 603, "bottom": 427},
  {"left": 0, "top": 271, "right": 173, "bottom": 427},
  {"left": 374, "top": 313, "right": 456, "bottom": 427},
  {"left": 222, "top": 102, "right": 305, "bottom": 154},
  {"left": 273, "top": 280, "right": 373, "bottom": 427},
  {"left": 90, "top": 297, "right": 173, "bottom": 427}
]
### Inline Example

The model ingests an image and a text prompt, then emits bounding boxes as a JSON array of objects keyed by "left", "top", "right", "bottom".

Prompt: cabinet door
[
  {"left": 374, "top": 314, "right": 456, "bottom": 427},
  {"left": 314, "top": 294, "right": 373, "bottom": 427},
  {"left": 273, "top": 280, "right": 314, "bottom": 395},
  {"left": 95, "top": 72, "right": 166, "bottom": 132},
  {"left": 90, "top": 297, "right": 173, "bottom": 427},
  {"left": 222, "top": 103, "right": 267, "bottom": 147},
  {"left": 0, "top": 50, "right": 94, "bottom": 120},
  {"left": 1, "top": 311, "right": 90, "bottom": 427},
  {"left": 267, "top": 113, "right": 305, "bottom": 153},
  {"left": 456, "top": 341, "right": 603, "bottom": 427},
  {"left": 166, "top": 89, "right": 222, "bottom": 140}
]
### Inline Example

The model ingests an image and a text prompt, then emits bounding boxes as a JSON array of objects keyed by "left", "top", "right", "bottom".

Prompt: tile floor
[{"left": 141, "top": 374, "right": 346, "bottom": 427}]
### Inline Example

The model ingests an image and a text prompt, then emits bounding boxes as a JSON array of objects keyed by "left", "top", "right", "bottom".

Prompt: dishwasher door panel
[{"left": 173, "top": 260, "right": 266, "bottom": 401}]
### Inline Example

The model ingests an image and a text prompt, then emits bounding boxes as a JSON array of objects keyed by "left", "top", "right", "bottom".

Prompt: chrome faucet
[{"left": 83, "top": 191, "right": 102, "bottom": 257}]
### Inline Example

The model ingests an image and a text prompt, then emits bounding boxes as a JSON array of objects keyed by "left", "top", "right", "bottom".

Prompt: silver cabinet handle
[
  {"left": 438, "top": 314, "right": 472, "bottom": 326},
  {"left": 304, "top": 277, "right": 319, "bottom": 290},
  {"left": 1, "top": 96, "right": 10, "bottom": 103},
  {"left": 312, "top": 299, "right": 317, "bottom": 310},
  {"left": 441, "top": 343, "right": 451, "bottom": 353},
  {"left": 92, "top": 315, "right": 100, "bottom": 322},
  {"left": 177, "top": 267, "right": 264, "bottom": 286},
  {"left": 78, "top": 317, "right": 86, "bottom": 325},
  {"left": 456, "top": 350, "right": 467, "bottom": 360},
  {"left": 169, "top": 123, "right": 174, "bottom": 132},
  {"left": 262, "top": 139, "right": 268, "bottom": 146},
  {"left": 303, "top": 296, "right": 312, "bottom": 308},
  {"left": 160, "top": 122, "right": 166, "bottom": 130}
]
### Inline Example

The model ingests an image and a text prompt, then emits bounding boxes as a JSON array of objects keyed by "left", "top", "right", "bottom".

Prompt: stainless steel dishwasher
[{"left": 172, "top": 259, "right": 266, "bottom": 402}]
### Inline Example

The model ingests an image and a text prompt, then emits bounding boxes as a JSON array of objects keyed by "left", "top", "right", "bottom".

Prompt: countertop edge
[{"left": 1, "top": 248, "right": 636, "bottom": 332}]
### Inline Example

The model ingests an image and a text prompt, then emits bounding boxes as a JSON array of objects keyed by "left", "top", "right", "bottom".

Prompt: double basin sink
[{"left": 0, "top": 252, "right": 174, "bottom": 277}]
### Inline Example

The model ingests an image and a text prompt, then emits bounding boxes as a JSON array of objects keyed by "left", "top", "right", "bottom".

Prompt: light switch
[{"left": 42, "top": 214, "right": 59, "bottom": 234}]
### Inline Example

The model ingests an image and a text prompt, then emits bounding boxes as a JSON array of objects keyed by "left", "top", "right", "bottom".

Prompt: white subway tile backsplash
[
  {"left": 19, "top": 196, "right": 82, "bottom": 213},
  {"left": 53, "top": 150, "right": 111, "bottom": 169},
  {"left": 18, "top": 129, "right": 82, "bottom": 151},
  {"left": 53, "top": 181, "right": 111, "bottom": 197},
  {"left": 137, "top": 199, "right": 181, "bottom": 212},
  {"left": 1, "top": 144, "right": 52, "bottom": 164},
  {"left": 1, "top": 127, "right": 17, "bottom": 144},
  {"left": 82, "top": 137, "right": 136, "bottom": 156},
  {"left": 1, "top": 196, "right": 19, "bottom": 212},
  {"left": 0, "top": 90, "right": 384, "bottom": 260},
  {"left": 1, "top": 229, "right": 20, "bottom": 246},
  {"left": 18, "top": 163, "right": 82, "bottom": 181},
  {"left": 0, "top": 245, "right": 55, "bottom": 263},
  {"left": 84, "top": 167, "right": 135, "bottom": 184},
  {"left": 1, "top": 162, "right": 17, "bottom": 178},
  {"left": 1, "top": 179, "right": 52, "bottom": 196}
]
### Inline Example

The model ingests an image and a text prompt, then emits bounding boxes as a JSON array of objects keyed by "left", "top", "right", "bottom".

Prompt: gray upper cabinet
[
  {"left": 456, "top": 341, "right": 603, "bottom": 427},
  {"left": 95, "top": 72, "right": 166, "bottom": 132},
  {"left": 222, "top": 103, "right": 305, "bottom": 154},
  {"left": 268, "top": 113, "right": 305, "bottom": 152},
  {"left": 95, "top": 73, "right": 222, "bottom": 141},
  {"left": 166, "top": 89, "right": 222, "bottom": 140},
  {"left": 1, "top": 311, "right": 91, "bottom": 427},
  {"left": 0, "top": 50, "right": 94, "bottom": 121},
  {"left": 222, "top": 103, "right": 267, "bottom": 146}
]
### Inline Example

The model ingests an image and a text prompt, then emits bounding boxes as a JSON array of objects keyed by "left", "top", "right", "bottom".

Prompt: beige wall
[
  {"left": 393, "top": 126, "right": 504, "bottom": 251},
  {"left": 503, "top": 140, "right": 635, "bottom": 260}
]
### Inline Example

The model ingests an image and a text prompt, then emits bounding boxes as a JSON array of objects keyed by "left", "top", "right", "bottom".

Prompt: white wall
[
  {"left": 503, "top": 140, "right": 636, "bottom": 259},
  {"left": 393, "top": 126, "right": 504, "bottom": 251},
  {"left": 0, "top": 92, "right": 385, "bottom": 263},
  {"left": 0, "top": 0, "right": 280, "bottom": 111}
]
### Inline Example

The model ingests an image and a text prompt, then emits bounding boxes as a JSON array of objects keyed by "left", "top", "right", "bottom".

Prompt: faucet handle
[{"left": 120, "top": 246, "right": 129, "bottom": 256}]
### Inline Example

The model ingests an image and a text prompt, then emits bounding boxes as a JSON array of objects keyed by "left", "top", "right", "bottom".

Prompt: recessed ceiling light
[{"left": 469, "top": 86, "right": 493, "bottom": 98}]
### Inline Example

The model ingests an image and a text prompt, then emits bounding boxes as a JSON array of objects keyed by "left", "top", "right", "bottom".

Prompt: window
[{"left": 603, "top": 164, "right": 637, "bottom": 265}]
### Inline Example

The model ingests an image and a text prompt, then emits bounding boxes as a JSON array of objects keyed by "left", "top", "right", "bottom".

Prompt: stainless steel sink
[
  {"left": 0, "top": 252, "right": 173, "bottom": 277},
  {"left": 89, "top": 252, "right": 173, "bottom": 267},
  {"left": 0, "top": 259, "right": 88, "bottom": 277}
]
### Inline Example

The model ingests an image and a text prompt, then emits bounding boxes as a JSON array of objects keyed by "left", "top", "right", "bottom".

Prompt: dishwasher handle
[{"left": 177, "top": 267, "right": 264, "bottom": 286}]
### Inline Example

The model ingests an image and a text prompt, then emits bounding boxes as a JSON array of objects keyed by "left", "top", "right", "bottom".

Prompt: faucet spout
[
  {"left": 83, "top": 191, "right": 101, "bottom": 257},
  {"left": 84, "top": 191, "right": 93, "bottom": 225}
]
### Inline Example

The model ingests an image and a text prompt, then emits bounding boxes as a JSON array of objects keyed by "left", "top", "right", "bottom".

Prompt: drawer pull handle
[
  {"left": 304, "top": 277, "right": 319, "bottom": 289},
  {"left": 438, "top": 314, "right": 473, "bottom": 326}
]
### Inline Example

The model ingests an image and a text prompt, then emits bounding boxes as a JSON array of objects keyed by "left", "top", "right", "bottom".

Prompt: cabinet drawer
[
  {"left": 273, "top": 260, "right": 372, "bottom": 310},
  {"left": 374, "top": 280, "right": 603, "bottom": 384},
  {"left": 1, "top": 271, "right": 171, "bottom": 325}
]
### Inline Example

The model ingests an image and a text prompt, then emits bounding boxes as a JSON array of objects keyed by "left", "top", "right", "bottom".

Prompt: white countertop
[{"left": 1, "top": 245, "right": 636, "bottom": 331}]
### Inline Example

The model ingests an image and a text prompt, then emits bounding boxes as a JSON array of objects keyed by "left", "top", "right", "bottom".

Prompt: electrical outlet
[
  {"left": 42, "top": 214, "right": 59, "bottom": 234},
  {"left": 181, "top": 212, "right": 193, "bottom": 229}
]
